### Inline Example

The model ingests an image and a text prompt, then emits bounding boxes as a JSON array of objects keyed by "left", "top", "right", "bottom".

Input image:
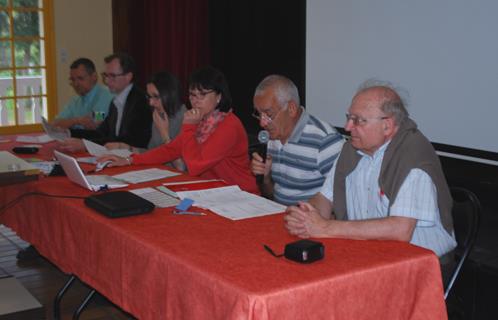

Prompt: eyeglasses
[
  {"left": 101, "top": 72, "right": 126, "bottom": 80},
  {"left": 345, "top": 113, "right": 389, "bottom": 126},
  {"left": 189, "top": 90, "right": 214, "bottom": 100},
  {"left": 252, "top": 107, "right": 284, "bottom": 123},
  {"left": 145, "top": 94, "right": 161, "bottom": 100}
]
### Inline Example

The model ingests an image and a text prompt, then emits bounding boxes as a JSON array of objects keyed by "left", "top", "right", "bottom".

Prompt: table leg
[
  {"left": 72, "top": 289, "right": 96, "bottom": 320},
  {"left": 53, "top": 274, "right": 76, "bottom": 320}
]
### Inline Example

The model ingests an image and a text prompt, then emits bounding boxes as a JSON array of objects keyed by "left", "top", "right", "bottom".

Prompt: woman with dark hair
[
  {"left": 106, "top": 71, "right": 186, "bottom": 170},
  {"left": 100, "top": 66, "right": 258, "bottom": 194}
]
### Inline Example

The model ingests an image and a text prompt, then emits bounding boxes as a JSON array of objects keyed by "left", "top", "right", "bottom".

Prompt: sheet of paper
[
  {"left": 83, "top": 139, "right": 132, "bottom": 157},
  {"left": 16, "top": 134, "right": 54, "bottom": 144},
  {"left": 76, "top": 156, "right": 97, "bottom": 164},
  {"left": 112, "top": 168, "right": 181, "bottom": 184},
  {"left": 29, "top": 161, "right": 56, "bottom": 175},
  {"left": 41, "top": 117, "right": 70, "bottom": 141},
  {"left": 130, "top": 187, "right": 180, "bottom": 208},
  {"left": 176, "top": 185, "right": 286, "bottom": 220}
]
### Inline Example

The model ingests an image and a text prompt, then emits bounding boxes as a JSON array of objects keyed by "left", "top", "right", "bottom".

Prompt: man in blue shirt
[{"left": 52, "top": 58, "right": 113, "bottom": 129}]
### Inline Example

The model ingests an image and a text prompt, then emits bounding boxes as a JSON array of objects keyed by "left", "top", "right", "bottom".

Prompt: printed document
[
  {"left": 176, "top": 185, "right": 286, "bottom": 220},
  {"left": 83, "top": 139, "right": 132, "bottom": 158}
]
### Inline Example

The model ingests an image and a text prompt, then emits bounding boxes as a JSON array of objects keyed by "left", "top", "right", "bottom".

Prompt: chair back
[{"left": 444, "top": 187, "right": 481, "bottom": 299}]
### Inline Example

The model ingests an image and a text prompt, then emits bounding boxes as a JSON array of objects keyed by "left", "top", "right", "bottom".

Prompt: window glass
[
  {"left": 13, "top": 10, "right": 43, "bottom": 37},
  {"left": 16, "top": 68, "right": 46, "bottom": 96},
  {"left": 0, "top": 41, "right": 12, "bottom": 68},
  {"left": 0, "top": 10, "right": 9, "bottom": 37},
  {"left": 13, "top": 0, "right": 40, "bottom": 8}
]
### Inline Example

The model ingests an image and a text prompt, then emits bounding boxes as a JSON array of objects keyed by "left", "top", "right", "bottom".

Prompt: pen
[{"left": 173, "top": 211, "right": 205, "bottom": 216}]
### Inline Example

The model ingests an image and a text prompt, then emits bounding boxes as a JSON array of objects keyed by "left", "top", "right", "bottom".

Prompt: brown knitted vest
[{"left": 333, "top": 118, "right": 454, "bottom": 234}]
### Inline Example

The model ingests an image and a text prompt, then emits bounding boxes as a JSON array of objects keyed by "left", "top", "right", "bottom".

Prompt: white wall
[
  {"left": 307, "top": 0, "right": 498, "bottom": 155},
  {"left": 53, "top": 0, "right": 113, "bottom": 112}
]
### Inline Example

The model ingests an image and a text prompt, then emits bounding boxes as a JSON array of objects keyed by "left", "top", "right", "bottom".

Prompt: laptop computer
[{"left": 54, "top": 150, "right": 128, "bottom": 192}]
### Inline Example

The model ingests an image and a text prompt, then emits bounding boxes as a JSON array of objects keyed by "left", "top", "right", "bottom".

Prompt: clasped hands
[{"left": 284, "top": 202, "right": 329, "bottom": 238}]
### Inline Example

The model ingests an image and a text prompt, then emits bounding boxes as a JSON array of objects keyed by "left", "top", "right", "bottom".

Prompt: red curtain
[{"left": 113, "top": 0, "right": 210, "bottom": 92}]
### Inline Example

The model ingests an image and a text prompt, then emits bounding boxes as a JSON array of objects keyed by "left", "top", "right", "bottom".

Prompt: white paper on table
[
  {"left": 112, "top": 168, "right": 181, "bottom": 184},
  {"left": 176, "top": 185, "right": 286, "bottom": 220},
  {"left": 16, "top": 134, "right": 54, "bottom": 144},
  {"left": 83, "top": 139, "right": 132, "bottom": 157},
  {"left": 30, "top": 161, "right": 56, "bottom": 175},
  {"left": 41, "top": 117, "right": 70, "bottom": 141},
  {"left": 76, "top": 156, "right": 97, "bottom": 164}
]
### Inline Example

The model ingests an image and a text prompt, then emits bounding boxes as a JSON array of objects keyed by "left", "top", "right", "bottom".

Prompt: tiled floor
[{"left": 0, "top": 224, "right": 135, "bottom": 320}]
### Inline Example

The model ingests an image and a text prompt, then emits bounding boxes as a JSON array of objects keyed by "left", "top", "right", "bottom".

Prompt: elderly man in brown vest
[{"left": 285, "top": 80, "right": 456, "bottom": 262}]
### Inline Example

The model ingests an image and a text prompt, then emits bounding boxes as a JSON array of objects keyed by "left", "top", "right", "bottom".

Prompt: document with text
[
  {"left": 83, "top": 139, "right": 132, "bottom": 158},
  {"left": 176, "top": 185, "right": 286, "bottom": 220}
]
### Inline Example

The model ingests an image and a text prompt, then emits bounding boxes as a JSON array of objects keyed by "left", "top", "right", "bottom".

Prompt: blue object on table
[{"left": 175, "top": 198, "right": 194, "bottom": 212}]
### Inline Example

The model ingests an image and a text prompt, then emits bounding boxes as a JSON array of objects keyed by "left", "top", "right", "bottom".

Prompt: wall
[
  {"left": 307, "top": 0, "right": 498, "bottom": 157},
  {"left": 53, "top": 0, "right": 113, "bottom": 113}
]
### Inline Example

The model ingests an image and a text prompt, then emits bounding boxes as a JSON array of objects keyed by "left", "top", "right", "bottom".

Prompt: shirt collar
[
  {"left": 357, "top": 139, "right": 391, "bottom": 160},
  {"left": 287, "top": 106, "right": 308, "bottom": 143},
  {"left": 113, "top": 83, "right": 133, "bottom": 107},
  {"left": 81, "top": 84, "right": 99, "bottom": 102}
]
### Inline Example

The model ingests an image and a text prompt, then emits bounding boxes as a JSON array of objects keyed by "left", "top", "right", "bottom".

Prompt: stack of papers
[
  {"left": 176, "top": 185, "right": 286, "bottom": 220},
  {"left": 83, "top": 139, "right": 132, "bottom": 157}
]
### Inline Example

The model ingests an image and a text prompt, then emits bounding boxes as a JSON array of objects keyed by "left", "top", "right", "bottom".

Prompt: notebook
[{"left": 54, "top": 150, "right": 128, "bottom": 192}]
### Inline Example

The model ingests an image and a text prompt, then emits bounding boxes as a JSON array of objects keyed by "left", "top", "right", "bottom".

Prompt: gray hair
[
  {"left": 356, "top": 79, "right": 409, "bottom": 126},
  {"left": 254, "top": 75, "right": 300, "bottom": 108}
]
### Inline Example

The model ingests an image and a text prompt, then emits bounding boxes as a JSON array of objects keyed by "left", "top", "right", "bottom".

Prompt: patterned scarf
[{"left": 195, "top": 109, "right": 230, "bottom": 144}]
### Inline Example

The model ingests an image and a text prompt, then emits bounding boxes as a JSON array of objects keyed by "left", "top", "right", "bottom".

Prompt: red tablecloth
[{"left": 0, "top": 138, "right": 448, "bottom": 320}]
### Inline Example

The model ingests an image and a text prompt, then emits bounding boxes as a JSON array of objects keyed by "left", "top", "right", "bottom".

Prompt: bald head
[{"left": 353, "top": 82, "right": 409, "bottom": 127}]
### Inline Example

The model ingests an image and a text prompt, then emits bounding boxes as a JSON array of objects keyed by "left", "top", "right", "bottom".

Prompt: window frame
[{"left": 0, "top": 0, "right": 57, "bottom": 134}]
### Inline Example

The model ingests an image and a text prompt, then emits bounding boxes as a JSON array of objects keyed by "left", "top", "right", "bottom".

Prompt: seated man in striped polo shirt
[{"left": 251, "top": 75, "right": 344, "bottom": 205}]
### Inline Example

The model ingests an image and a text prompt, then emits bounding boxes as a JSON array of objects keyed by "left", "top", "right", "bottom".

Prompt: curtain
[{"left": 112, "top": 0, "right": 210, "bottom": 92}]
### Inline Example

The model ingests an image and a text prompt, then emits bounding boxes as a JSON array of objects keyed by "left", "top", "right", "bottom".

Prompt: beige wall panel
[{"left": 53, "top": 0, "right": 113, "bottom": 113}]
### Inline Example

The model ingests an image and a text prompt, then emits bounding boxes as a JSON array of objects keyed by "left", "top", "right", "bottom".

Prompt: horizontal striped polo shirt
[{"left": 268, "top": 109, "right": 344, "bottom": 205}]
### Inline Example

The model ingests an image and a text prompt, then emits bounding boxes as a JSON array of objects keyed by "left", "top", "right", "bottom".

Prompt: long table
[{"left": 0, "top": 138, "right": 448, "bottom": 319}]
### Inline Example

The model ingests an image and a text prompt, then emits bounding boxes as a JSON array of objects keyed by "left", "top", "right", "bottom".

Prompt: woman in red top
[{"left": 100, "top": 66, "right": 258, "bottom": 194}]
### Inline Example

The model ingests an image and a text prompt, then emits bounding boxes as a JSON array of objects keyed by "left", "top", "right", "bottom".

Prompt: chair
[{"left": 444, "top": 187, "right": 481, "bottom": 300}]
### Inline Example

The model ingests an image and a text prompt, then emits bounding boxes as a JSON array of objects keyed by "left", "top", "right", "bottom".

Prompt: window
[{"left": 0, "top": 0, "right": 55, "bottom": 134}]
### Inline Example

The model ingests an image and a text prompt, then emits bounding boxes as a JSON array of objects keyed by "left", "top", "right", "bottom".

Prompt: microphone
[{"left": 256, "top": 130, "right": 270, "bottom": 184}]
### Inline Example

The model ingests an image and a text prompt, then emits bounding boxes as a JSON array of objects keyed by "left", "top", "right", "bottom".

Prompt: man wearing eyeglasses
[
  {"left": 251, "top": 75, "right": 344, "bottom": 205},
  {"left": 59, "top": 52, "right": 151, "bottom": 152},
  {"left": 51, "top": 58, "right": 113, "bottom": 129},
  {"left": 284, "top": 80, "right": 456, "bottom": 260}
]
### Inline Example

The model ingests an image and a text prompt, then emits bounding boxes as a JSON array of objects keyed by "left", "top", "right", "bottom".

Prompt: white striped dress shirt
[{"left": 321, "top": 142, "right": 456, "bottom": 256}]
